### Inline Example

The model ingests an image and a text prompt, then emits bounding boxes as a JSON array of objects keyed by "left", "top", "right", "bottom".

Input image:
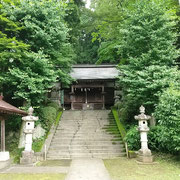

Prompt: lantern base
[
  {"left": 137, "top": 149, "right": 154, "bottom": 163},
  {"left": 20, "top": 151, "right": 35, "bottom": 165},
  {"left": 137, "top": 155, "right": 154, "bottom": 163}
]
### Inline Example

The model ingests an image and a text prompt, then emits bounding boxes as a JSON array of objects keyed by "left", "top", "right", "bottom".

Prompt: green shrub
[
  {"left": 32, "top": 137, "right": 45, "bottom": 152},
  {"left": 154, "top": 86, "right": 180, "bottom": 153},
  {"left": 47, "top": 102, "right": 61, "bottom": 112},
  {"left": 38, "top": 106, "right": 57, "bottom": 132},
  {"left": 124, "top": 126, "right": 140, "bottom": 151},
  {"left": 148, "top": 126, "right": 166, "bottom": 151}
]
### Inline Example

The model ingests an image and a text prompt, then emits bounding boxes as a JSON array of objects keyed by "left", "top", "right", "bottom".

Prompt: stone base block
[
  {"left": 0, "top": 159, "right": 11, "bottom": 170},
  {"left": 20, "top": 151, "right": 35, "bottom": 165},
  {"left": 0, "top": 152, "right": 10, "bottom": 161},
  {"left": 137, "top": 155, "right": 154, "bottom": 164},
  {"left": 128, "top": 151, "right": 138, "bottom": 158},
  {"left": 138, "top": 149, "right": 152, "bottom": 156}
]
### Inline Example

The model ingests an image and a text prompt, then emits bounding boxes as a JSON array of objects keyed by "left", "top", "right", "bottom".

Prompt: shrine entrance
[{"left": 64, "top": 81, "right": 115, "bottom": 110}]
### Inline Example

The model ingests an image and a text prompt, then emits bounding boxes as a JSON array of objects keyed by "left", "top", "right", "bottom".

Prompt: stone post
[
  {"left": 134, "top": 105, "right": 153, "bottom": 163},
  {"left": 20, "top": 107, "right": 38, "bottom": 164}
]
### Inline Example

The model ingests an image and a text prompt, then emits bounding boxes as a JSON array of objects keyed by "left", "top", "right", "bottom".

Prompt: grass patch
[
  {"left": 104, "top": 154, "right": 180, "bottom": 180},
  {"left": 36, "top": 160, "right": 71, "bottom": 167},
  {"left": 111, "top": 107, "right": 126, "bottom": 140},
  {"left": 55, "top": 111, "right": 63, "bottom": 126},
  {"left": 0, "top": 174, "right": 66, "bottom": 180}
]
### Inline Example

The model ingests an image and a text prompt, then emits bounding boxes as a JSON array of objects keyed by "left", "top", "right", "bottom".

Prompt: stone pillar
[
  {"left": 20, "top": 107, "right": 38, "bottom": 165},
  {"left": 134, "top": 105, "right": 153, "bottom": 163}
]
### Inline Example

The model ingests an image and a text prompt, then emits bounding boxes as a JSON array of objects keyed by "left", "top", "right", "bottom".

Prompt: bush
[
  {"left": 125, "top": 125, "right": 164, "bottom": 152},
  {"left": 47, "top": 102, "right": 61, "bottom": 112},
  {"left": 38, "top": 106, "right": 57, "bottom": 132},
  {"left": 124, "top": 126, "right": 140, "bottom": 151},
  {"left": 148, "top": 126, "right": 166, "bottom": 151},
  {"left": 154, "top": 85, "right": 180, "bottom": 154}
]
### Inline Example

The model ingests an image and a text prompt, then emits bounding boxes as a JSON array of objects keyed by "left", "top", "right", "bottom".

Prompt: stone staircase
[{"left": 47, "top": 110, "right": 126, "bottom": 159}]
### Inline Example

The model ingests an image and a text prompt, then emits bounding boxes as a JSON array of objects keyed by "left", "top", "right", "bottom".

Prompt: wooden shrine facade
[{"left": 63, "top": 65, "right": 119, "bottom": 110}]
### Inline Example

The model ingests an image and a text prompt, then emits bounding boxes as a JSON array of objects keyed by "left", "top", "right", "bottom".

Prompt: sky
[{"left": 84, "top": 0, "right": 91, "bottom": 8}]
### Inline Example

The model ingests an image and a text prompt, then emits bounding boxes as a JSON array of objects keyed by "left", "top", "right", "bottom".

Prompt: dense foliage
[
  {"left": 92, "top": 0, "right": 179, "bottom": 64},
  {"left": 0, "top": 0, "right": 77, "bottom": 105},
  {"left": 154, "top": 84, "right": 180, "bottom": 153},
  {"left": 91, "top": 0, "right": 180, "bottom": 154},
  {"left": 115, "top": 0, "right": 180, "bottom": 154}
]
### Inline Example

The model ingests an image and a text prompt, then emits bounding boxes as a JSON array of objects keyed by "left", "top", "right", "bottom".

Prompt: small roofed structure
[
  {"left": 0, "top": 95, "right": 27, "bottom": 168},
  {"left": 63, "top": 65, "right": 119, "bottom": 110},
  {"left": 0, "top": 96, "right": 27, "bottom": 116}
]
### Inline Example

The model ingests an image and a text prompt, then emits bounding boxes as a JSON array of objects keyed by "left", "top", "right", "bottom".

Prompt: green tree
[
  {"left": 76, "top": 8, "right": 100, "bottom": 64},
  {"left": 0, "top": 1, "right": 59, "bottom": 105},
  {"left": 3, "top": 0, "right": 74, "bottom": 85},
  {"left": 92, "top": 0, "right": 179, "bottom": 64},
  {"left": 65, "top": 1, "right": 99, "bottom": 64},
  {"left": 4, "top": 51, "right": 57, "bottom": 105},
  {"left": 118, "top": 0, "right": 179, "bottom": 117},
  {"left": 0, "top": 0, "right": 28, "bottom": 92}
]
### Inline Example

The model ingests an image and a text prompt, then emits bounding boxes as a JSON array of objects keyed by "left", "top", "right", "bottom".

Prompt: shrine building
[{"left": 62, "top": 65, "right": 119, "bottom": 110}]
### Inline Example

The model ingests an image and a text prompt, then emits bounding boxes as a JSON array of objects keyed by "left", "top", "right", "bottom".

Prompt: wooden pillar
[
  {"left": 0, "top": 116, "right": 5, "bottom": 152},
  {"left": 102, "top": 86, "right": 105, "bottom": 110},
  {"left": 71, "top": 85, "right": 74, "bottom": 110},
  {"left": 85, "top": 88, "right": 88, "bottom": 104}
]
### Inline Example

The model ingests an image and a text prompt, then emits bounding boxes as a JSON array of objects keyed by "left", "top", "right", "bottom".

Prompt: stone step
[
  {"left": 47, "top": 110, "right": 124, "bottom": 159},
  {"left": 50, "top": 141, "right": 123, "bottom": 146},
  {"left": 48, "top": 149, "right": 125, "bottom": 154},
  {"left": 54, "top": 132, "right": 121, "bottom": 135},
  {"left": 57, "top": 123, "right": 109, "bottom": 128},
  {"left": 51, "top": 137, "right": 122, "bottom": 142},
  {"left": 53, "top": 134, "right": 121, "bottom": 140},
  {"left": 52, "top": 135, "right": 122, "bottom": 141},
  {"left": 55, "top": 129, "right": 116, "bottom": 133},
  {"left": 47, "top": 152, "right": 126, "bottom": 159},
  {"left": 60, "top": 118, "right": 110, "bottom": 121},
  {"left": 53, "top": 133, "right": 121, "bottom": 137},
  {"left": 49, "top": 144, "right": 124, "bottom": 150}
]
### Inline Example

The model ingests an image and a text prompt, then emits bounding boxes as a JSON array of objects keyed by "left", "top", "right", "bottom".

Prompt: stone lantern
[
  {"left": 20, "top": 107, "right": 38, "bottom": 164},
  {"left": 134, "top": 105, "right": 153, "bottom": 163}
]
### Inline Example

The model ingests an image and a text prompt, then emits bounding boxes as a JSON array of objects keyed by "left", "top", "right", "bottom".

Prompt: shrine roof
[
  {"left": 0, "top": 96, "right": 27, "bottom": 116},
  {"left": 70, "top": 65, "right": 119, "bottom": 80}
]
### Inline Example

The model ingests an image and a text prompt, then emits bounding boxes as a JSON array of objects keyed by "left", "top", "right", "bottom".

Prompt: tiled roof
[
  {"left": 70, "top": 65, "right": 119, "bottom": 80},
  {"left": 0, "top": 96, "right": 27, "bottom": 116}
]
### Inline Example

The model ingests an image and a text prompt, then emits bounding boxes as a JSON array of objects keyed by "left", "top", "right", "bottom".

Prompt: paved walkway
[
  {"left": 0, "top": 166, "right": 69, "bottom": 174},
  {"left": 65, "top": 158, "right": 112, "bottom": 180}
]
